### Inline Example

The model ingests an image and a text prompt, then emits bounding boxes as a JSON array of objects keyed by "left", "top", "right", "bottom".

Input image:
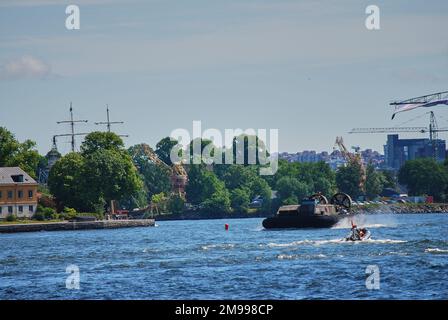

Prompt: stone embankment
[{"left": 0, "top": 219, "right": 155, "bottom": 234}]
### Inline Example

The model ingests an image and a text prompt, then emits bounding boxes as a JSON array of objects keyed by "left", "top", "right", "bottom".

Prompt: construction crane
[
  {"left": 349, "top": 111, "right": 448, "bottom": 159},
  {"left": 390, "top": 90, "right": 448, "bottom": 119},
  {"left": 136, "top": 144, "right": 188, "bottom": 198},
  {"left": 334, "top": 136, "right": 366, "bottom": 192}
]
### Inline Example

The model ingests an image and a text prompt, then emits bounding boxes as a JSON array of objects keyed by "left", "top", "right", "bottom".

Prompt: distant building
[
  {"left": 37, "top": 146, "right": 61, "bottom": 184},
  {"left": 384, "top": 134, "right": 446, "bottom": 171},
  {"left": 0, "top": 167, "right": 38, "bottom": 219},
  {"left": 279, "top": 148, "right": 384, "bottom": 170}
]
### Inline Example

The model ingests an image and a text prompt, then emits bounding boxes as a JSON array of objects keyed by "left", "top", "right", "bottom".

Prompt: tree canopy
[
  {"left": 128, "top": 143, "right": 171, "bottom": 199},
  {"left": 0, "top": 127, "right": 42, "bottom": 179},
  {"left": 48, "top": 132, "right": 143, "bottom": 212},
  {"left": 398, "top": 158, "right": 448, "bottom": 201}
]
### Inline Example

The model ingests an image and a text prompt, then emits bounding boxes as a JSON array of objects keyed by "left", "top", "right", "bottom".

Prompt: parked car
[{"left": 249, "top": 196, "right": 264, "bottom": 208}]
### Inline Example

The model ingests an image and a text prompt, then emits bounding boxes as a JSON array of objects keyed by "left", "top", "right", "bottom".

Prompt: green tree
[
  {"left": 0, "top": 127, "right": 19, "bottom": 164},
  {"left": 250, "top": 176, "right": 272, "bottom": 211},
  {"left": 336, "top": 162, "right": 363, "bottom": 199},
  {"left": 269, "top": 160, "right": 336, "bottom": 200},
  {"left": 230, "top": 188, "right": 250, "bottom": 213},
  {"left": 167, "top": 194, "right": 185, "bottom": 214},
  {"left": 186, "top": 164, "right": 231, "bottom": 213},
  {"left": 231, "top": 134, "right": 269, "bottom": 166},
  {"left": 215, "top": 165, "right": 271, "bottom": 211},
  {"left": 155, "top": 137, "right": 178, "bottom": 166},
  {"left": 202, "top": 187, "right": 231, "bottom": 213},
  {"left": 276, "top": 176, "right": 311, "bottom": 204},
  {"left": 185, "top": 165, "right": 218, "bottom": 204},
  {"left": 398, "top": 158, "right": 448, "bottom": 201},
  {"left": 48, "top": 152, "right": 87, "bottom": 211},
  {"left": 365, "top": 164, "right": 384, "bottom": 199},
  {"left": 0, "top": 127, "right": 42, "bottom": 179},
  {"left": 83, "top": 149, "right": 143, "bottom": 210},
  {"left": 379, "top": 169, "right": 397, "bottom": 190},
  {"left": 80, "top": 131, "right": 124, "bottom": 157},
  {"left": 128, "top": 144, "right": 171, "bottom": 199},
  {"left": 48, "top": 132, "right": 144, "bottom": 213}
]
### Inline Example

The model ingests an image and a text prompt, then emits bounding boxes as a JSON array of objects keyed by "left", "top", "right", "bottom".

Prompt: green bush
[
  {"left": 33, "top": 212, "right": 45, "bottom": 221},
  {"left": 62, "top": 207, "right": 77, "bottom": 220},
  {"left": 42, "top": 207, "right": 56, "bottom": 219},
  {"left": 6, "top": 214, "right": 17, "bottom": 222},
  {"left": 51, "top": 213, "right": 62, "bottom": 220},
  {"left": 230, "top": 188, "right": 250, "bottom": 213},
  {"left": 167, "top": 195, "right": 185, "bottom": 214}
]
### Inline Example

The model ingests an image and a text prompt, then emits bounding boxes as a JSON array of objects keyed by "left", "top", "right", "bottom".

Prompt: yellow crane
[
  {"left": 334, "top": 136, "right": 366, "bottom": 192},
  {"left": 138, "top": 144, "right": 188, "bottom": 198}
]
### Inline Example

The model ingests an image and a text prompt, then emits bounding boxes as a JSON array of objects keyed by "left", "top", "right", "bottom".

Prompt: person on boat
[
  {"left": 359, "top": 228, "right": 365, "bottom": 238},
  {"left": 349, "top": 221, "right": 361, "bottom": 241}
]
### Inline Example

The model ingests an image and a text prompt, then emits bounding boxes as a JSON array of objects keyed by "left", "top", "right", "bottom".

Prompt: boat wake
[
  {"left": 266, "top": 238, "right": 406, "bottom": 248},
  {"left": 332, "top": 215, "right": 397, "bottom": 229}
]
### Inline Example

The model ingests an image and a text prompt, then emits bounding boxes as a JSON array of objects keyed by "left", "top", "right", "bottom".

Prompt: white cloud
[{"left": 0, "top": 55, "right": 51, "bottom": 80}]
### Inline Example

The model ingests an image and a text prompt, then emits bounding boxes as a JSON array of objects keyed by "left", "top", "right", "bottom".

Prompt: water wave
[
  {"left": 266, "top": 238, "right": 406, "bottom": 248},
  {"left": 277, "top": 253, "right": 327, "bottom": 260},
  {"left": 425, "top": 248, "right": 448, "bottom": 254},
  {"left": 331, "top": 223, "right": 388, "bottom": 229},
  {"left": 201, "top": 243, "right": 235, "bottom": 251}
]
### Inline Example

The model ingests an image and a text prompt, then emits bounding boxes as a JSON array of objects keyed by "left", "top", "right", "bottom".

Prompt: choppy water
[{"left": 0, "top": 214, "right": 447, "bottom": 300}]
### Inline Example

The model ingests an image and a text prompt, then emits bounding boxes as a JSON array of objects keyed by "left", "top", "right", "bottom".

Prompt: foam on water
[
  {"left": 425, "top": 248, "right": 448, "bottom": 254},
  {"left": 266, "top": 238, "right": 406, "bottom": 248},
  {"left": 277, "top": 253, "right": 327, "bottom": 260},
  {"left": 201, "top": 243, "right": 235, "bottom": 251},
  {"left": 332, "top": 214, "right": 397, "bottom": 229}
]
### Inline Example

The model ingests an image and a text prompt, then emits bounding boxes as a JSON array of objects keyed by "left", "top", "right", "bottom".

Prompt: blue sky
[{"left": 1, "top": 0, "right": 447, "bottom": 155}]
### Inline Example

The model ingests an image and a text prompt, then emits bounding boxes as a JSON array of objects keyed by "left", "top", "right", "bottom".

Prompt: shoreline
[
  {"left": 0, "top": 219, "right": 155, "bottom": 234},
  {"left": 154, "top": 203, "right": 448, "bottom": 222},
  {"left": 153, "top": 211, "right": 271, "bottom": 221},
  {"left": 1, "top": 204, "right": 446, "bottom": 233}
]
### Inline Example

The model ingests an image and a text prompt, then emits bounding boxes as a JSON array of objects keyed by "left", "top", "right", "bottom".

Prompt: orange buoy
[{"left": 225, "top": 223, "right": 229, "bottom": 231}]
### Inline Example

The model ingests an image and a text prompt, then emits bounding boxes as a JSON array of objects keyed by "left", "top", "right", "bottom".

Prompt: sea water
[{"left": 0, "top": 213, "right": 447, "bottom": 299}]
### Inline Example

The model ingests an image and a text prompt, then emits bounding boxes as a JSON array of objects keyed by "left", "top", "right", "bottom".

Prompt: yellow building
[{"left": 0, "top": 167, "right": 38, "bottom": 219}]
